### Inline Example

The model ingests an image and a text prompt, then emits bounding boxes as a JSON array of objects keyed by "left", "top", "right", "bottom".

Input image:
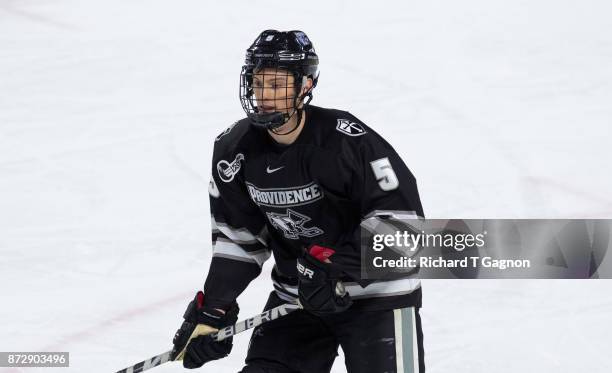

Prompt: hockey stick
[{"left": 115, "top": 302, "right": 300, "bottom": 373}]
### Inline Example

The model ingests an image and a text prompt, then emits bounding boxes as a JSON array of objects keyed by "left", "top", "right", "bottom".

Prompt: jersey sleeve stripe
[
  {"left": 213, "top": 233, "right": 268, "bottom": 254},
  {"left": 361, "top": 210, "right": 421, "bottom": 237},
  {"left": 212, "top": 238, "right": 271, "bottom": 267},
  {"left": 212, "top": 216, "right": 268, "bottom": 246},
  {"left": 363, "top": 210, "right": 420, "bottom": 220},
  {"left": 271, "top": 277, "right": 420, "bottom": 301},
  {"left": 343, "top": 278, "right": 421, "bottom": 299}
]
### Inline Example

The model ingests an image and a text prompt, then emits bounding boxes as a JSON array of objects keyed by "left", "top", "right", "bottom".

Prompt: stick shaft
[
  {"left": 115, "top": 350, "right": 171, "bottom": 373},
  {"left": 212, "top": 303, "right": 300, "bottom": 341}
]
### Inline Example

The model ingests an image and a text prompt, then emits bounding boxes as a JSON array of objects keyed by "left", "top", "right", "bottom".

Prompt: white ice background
[{"left": 1, "top": 0, "right": 612, "bottom": 372}]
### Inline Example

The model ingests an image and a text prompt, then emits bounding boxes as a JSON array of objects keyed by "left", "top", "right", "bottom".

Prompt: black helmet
[{"left": 239, "top": 30, "right": 319, "bottom": 131}]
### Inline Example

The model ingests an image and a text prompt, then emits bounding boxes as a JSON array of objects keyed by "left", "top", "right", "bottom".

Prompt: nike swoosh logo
[{"left": 266, "top": 166, "right": 284, "bottom": 174}]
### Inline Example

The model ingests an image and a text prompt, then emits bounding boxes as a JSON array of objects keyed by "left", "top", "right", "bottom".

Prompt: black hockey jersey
[{"left": 204, "top": 105, "right": 424, "bottom": 311}]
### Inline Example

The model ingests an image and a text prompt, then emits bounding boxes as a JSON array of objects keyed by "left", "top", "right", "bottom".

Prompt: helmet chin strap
[
  {"left": 270, "top": 115, "right": 301, "bottom": 136},
  {"left": 271, "top": 109, "right": 301, "bottom": 136},
  {"left": 270, "top": 82, "right": 313, "bottom": 136}
]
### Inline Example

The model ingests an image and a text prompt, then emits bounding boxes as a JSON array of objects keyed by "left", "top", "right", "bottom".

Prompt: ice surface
[{"left": 1, "top": 0, "right": 611, "bottom": 372}]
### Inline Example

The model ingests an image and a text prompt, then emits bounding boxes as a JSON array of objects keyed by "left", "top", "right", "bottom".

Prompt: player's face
[{"left": 252, "top": 68, "right": 298, "bottom": 115}]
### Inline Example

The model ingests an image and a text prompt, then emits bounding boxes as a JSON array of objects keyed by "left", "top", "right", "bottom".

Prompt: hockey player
[{"left": 171, "top": 30, "right": 425, "bottom": 372}]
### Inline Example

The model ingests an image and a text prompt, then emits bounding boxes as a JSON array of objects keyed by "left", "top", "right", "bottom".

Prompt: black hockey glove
[
  {"left": 171, "top": 291, "right": 239, "bottom": 369},
  {"left": 296, "top": 245, "right": 353, "bottom": 315}
]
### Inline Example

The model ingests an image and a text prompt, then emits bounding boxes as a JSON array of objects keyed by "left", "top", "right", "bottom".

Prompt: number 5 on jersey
[{"left": 370, "top": 157, "right": 399, "bottom": 191}]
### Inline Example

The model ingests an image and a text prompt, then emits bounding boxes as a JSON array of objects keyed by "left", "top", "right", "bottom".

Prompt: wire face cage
[{"left": 239, "top": 65, "right": 304, "bottom": 131}]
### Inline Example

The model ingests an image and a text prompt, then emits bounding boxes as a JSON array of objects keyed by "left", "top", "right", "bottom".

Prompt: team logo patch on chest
[
  {"left": 246, "top": 182, "right": 323, "bottom": 207},
  {"left": 336, "top": 119, "right": 366, "bottom": 136},
  {"left": 266, "top": 209, "right": 323, "bottom": 240},
  {"left": 217, "top": 153, "right": 245, "bottom": 182}
]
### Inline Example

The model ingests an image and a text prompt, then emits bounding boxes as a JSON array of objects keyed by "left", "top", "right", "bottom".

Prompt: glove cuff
[{"left": 183, "top": 291, "right": 239, "bottom": 329}]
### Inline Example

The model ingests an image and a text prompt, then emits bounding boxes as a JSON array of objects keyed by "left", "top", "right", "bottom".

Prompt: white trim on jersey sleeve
[
  {"left": 212, "top": 216, "right": 268, "bottom": 246},
  {"left": 212, "top": 238, "right": 271, "bottom": 267}
]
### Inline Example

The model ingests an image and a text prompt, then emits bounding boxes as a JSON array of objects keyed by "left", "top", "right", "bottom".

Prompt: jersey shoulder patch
[
  {"left": 309, "top": 106, "right": 369, "bottom": 139},
  {"left": 316, "top": 107, "right": 396, "bottom": 161},
  {"left": 335, "top": 118, "right": 367, "bottom": 137}
]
